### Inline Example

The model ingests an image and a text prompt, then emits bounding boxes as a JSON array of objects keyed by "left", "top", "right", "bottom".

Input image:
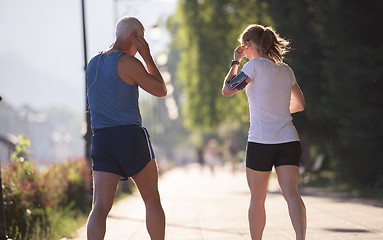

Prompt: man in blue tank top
[{"left": 86, "top": 16, "right": 167, "bottom": 240}]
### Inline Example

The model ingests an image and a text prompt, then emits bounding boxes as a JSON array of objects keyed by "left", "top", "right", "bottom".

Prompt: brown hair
[{"left": 238, "top": 24, "right": 290, "bottom": 63}]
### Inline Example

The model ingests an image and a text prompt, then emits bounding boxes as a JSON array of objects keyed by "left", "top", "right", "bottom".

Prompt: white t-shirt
[{"left": 241, "top": 58, "right": 300, "bottom": 144}]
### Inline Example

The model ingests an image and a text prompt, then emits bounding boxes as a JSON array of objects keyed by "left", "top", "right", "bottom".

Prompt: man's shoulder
[
  {"left": 88, "top": 53, "right": 102, "bottom": 65},
  {"left": 116, "top": 55, "right": 144, "bottom": 84},
  {"left": 117, "top": 54, "right": 143, "bottom": 72},
  {"left": 119, "top": 54, "right": 140, "bottom": 64}
]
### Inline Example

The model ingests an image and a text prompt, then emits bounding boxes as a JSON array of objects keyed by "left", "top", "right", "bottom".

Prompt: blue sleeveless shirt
[{"left": 86, "top": 51, "right": 142, "bottom": 130}]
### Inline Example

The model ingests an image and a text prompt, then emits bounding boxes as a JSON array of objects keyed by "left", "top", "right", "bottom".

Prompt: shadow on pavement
[{"left": 325, "top": 228, "right": 371, "bottom": 233}]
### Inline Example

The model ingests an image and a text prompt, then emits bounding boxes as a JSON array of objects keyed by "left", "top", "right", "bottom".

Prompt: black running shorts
[
  {"left": 246, "top": 141, "right": 301, "bottom": 171},
  {"left": 91, "top": 125, "right": 155, "bottom": 180}
]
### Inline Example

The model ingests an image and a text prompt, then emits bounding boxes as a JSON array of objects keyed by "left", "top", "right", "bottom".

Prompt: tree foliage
[
  {"left": 12, "top": 135, "right": 31, "bottom": 163},
  {"left": 169, "top": 0, "right": 272, "bottom": 130}
]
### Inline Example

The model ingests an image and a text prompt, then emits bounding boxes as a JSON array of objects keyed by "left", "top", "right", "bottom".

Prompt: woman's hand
[{"left": 234, "top": 45, "right": 245, "bottom": 62}]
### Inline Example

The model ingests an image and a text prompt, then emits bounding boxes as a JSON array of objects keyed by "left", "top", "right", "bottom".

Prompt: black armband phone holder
[{"left": 226, "top": 71, "right": 248, "bottom": 90}]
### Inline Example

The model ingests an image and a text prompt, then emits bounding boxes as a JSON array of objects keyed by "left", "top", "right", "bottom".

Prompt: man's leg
[
  {"left": 131, "top": 159, "right": 165, "bottom": 240},
  {"left": 246, "top": 168, "right": 271, "bottom": 240},
  {"left": 87, "top": 171, "right": 120, "bottom": 240},
  {"left": 275, "top": 165, "right": 306, "bottom": 240}
]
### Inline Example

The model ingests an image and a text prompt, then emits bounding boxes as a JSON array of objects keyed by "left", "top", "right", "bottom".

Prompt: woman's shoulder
[
  {"left": 277, "top": 62, "right": 296, "bottom": 80},
  {"left": 279, "top": 62, "right": 294, "bottom": 74},
  {"left": 268, "top": 60, "right": 294, "bottom": 74},
  {"left": 273, "top": 60, "right": 291, "bottom": 69}
]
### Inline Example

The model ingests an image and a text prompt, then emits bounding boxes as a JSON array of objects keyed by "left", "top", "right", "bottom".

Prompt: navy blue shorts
[
  {"left": 246, "top": 141, "right": 301, "bottom": 171},
  {"left": 91, "top": 125, "right": 155, "bottom": 180}
]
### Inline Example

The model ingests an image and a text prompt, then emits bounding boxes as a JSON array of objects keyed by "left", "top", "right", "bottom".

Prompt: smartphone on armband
[{"left": 226, "top": 71, "right": 248, "bottom": 90}]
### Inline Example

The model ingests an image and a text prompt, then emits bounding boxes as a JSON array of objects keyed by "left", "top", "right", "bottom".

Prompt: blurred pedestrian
[
  {"left": 224, "top": 138, "right": 238, "bottom": 173},
  {"left": 222, "top": 24, "right": 306, "bottom": 240},
  {"left": 203, "top": 139, "right": 221, "bottom": 175},
  {"left": 196, "top": 146, "right": 205, "bottom": 170},
  {"left": 86, "top": 16, "right": 167, "bottom": 240}
]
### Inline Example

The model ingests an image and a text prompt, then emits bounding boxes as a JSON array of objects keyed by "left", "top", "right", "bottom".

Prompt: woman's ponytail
[
  {"left": 260, "top": 27, "right": 275, "bottom": 55},
  {"left": 239, "top": 24, "right": 290, "bottom": 63}
]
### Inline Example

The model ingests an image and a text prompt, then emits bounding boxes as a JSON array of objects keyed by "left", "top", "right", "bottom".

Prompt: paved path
[{"left": 68, "top": 164, "right": 383, "bottom": 240}]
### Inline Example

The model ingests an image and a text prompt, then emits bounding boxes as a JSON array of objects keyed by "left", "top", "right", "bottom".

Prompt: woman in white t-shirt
[{"left": 222, "top": 24, "right": 306, "bottom": 240}]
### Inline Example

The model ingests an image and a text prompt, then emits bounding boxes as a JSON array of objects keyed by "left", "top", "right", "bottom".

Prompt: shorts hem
[
  {"left": 246, "top": 165, "right": 272, "bottom": 172},
  {"left": 92, "top": 169, "right": 124, "bottom": 177},
  {"left": 248, "top": 140, "right": 300, "bottom": 145},
  {"left": 128, "top": 157, "right": 153, "bottom": 178},
  {"left": 274, "top": 163, "right": 300, "bottom": 168}
]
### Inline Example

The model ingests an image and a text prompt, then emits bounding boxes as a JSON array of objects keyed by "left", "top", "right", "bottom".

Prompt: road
[{"left": 67, "top": 164, "right": 383, "bottom": 240}]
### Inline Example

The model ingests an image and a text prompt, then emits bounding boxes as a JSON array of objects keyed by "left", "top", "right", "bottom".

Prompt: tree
[
  {"left": 260, "top": 0, "right": 383, "bottom": 188},
  {"left": 169, "top": 0, "right": 270, "bottom": 131},
  {"left": 312, "top": 0, "right": 383, "bottom": 187}
]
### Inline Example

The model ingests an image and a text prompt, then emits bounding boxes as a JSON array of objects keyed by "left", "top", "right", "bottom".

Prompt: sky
[{"left": 0, "top": 0, "right": 177, "bottom": 113}]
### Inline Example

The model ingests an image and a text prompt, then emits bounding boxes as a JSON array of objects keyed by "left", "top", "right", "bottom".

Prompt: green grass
[
  {"left": 44, "top": 204, "right": 89, "bottom": 240},
  {"left": 49, "top": 213, "right": 88, "bottom": 239},
  {"left": 58, "top": 181, "right": 136, "bottom": 239}
]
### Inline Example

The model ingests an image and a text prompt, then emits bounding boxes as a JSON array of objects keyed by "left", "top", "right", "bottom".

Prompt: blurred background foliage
[
  {"left": 167, "top": 0, "right": 383, "bottom": 191},
  {"left": 2, "top": 135, "right": 92, "bottom": 239},
  {"left": 2, "top": 135, "right": 134, "bottom": 240}
]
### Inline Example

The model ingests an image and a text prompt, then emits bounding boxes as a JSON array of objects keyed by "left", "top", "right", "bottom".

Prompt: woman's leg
[
  {"left": 131, "top": 159, "right": 165, "bottom": 240},
  {"left": 275, "top": 165, "right": 306, "bottom": 240},
  {"left": 246, "top": 168, "right": 271, "bottom": 240},
  {"left": 87, "top": 171, "right": 121, "bottom": 240}
]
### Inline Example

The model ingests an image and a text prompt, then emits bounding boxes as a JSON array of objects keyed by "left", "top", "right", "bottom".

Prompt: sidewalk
[{"left": 68, "top": 164, "right": 383, "bottom": 240}]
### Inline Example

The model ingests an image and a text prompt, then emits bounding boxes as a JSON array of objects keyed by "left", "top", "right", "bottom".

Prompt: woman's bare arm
[{"left": 290, "top": 83, "right": 305, "bottom": 113}]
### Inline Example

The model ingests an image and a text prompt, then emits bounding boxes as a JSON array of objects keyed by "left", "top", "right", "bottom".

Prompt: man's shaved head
[{"left": 115, "top": 16, "right": 145, "bottom": 39}]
